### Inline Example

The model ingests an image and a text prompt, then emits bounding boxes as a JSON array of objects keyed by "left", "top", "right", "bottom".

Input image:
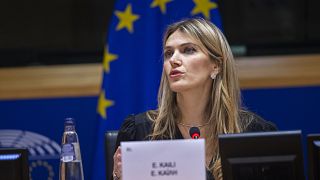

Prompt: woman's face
[{"left": 163, "top": 30, "right": 217, "bottom": 93}]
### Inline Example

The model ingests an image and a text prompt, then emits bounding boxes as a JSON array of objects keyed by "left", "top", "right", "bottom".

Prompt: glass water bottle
[{"left": 59, "top": 118, "right": 84, "bottom": 180}]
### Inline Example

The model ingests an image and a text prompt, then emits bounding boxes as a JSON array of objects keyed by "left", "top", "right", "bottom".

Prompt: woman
[{"left": 112, "top": 18, "right": 276, "bottom": 180}]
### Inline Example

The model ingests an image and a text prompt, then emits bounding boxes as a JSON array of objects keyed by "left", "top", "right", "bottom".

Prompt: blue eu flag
[{"left": 93, "top": 0, "right": 222, "bottom": 179}]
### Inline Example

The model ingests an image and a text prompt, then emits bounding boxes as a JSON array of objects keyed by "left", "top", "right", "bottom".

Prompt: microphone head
[{"left": 189, "top": 127, "right": 200, "bottom": 139}]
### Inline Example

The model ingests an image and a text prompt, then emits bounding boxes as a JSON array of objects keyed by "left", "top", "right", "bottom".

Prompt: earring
[{"left": 210, "top": 73, "right": 217, "bottom": 79}]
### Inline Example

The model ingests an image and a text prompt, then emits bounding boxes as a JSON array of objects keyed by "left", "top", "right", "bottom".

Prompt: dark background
[
  {"left": 0, "top": 0, "right": 115, "bottom": 66},
  {"left": 218, "top": 0, "right": 320, "bottom": 56},
  {"left": 0, "top": 0, "right": 320, "bottom": 67}
]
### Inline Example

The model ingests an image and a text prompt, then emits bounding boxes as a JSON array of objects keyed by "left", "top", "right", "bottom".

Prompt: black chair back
[{"left": 105, "top": 131, "right": 118, "bottom": 180}]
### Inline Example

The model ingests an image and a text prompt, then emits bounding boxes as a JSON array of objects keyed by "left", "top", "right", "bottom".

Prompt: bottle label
[{"left": 61, "top": 144, "right": 75, "bottom": 162}]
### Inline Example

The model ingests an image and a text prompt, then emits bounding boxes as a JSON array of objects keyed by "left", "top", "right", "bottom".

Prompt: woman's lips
[{"left": 169, "top": 70, "right": 184, "bottom": 78}]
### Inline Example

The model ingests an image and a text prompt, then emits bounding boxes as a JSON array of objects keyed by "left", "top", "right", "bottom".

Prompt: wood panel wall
[{"left": 1, "top": 54, "right": 320, "bottom": 100}]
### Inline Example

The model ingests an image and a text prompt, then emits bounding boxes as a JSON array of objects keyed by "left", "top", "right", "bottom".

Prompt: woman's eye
[
  {"left": 184, "top": 47, "right": 196, "bottom": 54},
  {"left": 164, "top": 50, "right": 173, "bottom": 59}
]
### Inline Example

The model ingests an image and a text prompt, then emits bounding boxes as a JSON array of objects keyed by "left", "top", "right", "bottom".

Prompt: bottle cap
[{"left": 64, "top": 117, "right": 75, "bottom": 126}]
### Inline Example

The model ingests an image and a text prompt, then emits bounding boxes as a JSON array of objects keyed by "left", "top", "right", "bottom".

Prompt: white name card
[{"left": 121, "top": 139, "right": 206, "bottom": 180}]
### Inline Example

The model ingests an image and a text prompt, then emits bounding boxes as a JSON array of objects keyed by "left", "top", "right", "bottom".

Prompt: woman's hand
[{"left": 112, "top": 146, "right": 122, "bottom": 180}]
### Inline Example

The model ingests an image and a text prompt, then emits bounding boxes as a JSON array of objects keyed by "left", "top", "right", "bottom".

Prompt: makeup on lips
[{"left": 169, "top": 69, "right": 185, "bottom": 78}]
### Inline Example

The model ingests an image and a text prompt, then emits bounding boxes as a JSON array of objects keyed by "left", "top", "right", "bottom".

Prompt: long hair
[{"left": 147, "top": 18, "right": 242, "bottom": 179}]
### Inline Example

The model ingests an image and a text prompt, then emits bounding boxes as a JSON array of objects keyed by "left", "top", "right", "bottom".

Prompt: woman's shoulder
[
  {"left": 117, "top": 111, "right": 153, "bottom": 142},
  {"left": 122, "top": 111, "right": 153, "bottom": 128},
  {"left": 239, "top": 110, "right": 278, "bottom": 132}
]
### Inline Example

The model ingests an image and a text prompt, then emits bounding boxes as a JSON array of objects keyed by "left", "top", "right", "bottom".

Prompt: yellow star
[
  {"left": 150, "top": 0, "right": 173, "bottom": 14},
  {"left": 97, "top": 90, "right": 114, "bottom": 119},
  {"left": 103, "top": 46, "right": 118, "bottom": 73},
  {"left": 191, "top": 0, "right": 218, "bottom": 19},
  {"left": 115, "top": 4, "right": 140, "bottom": 33}
]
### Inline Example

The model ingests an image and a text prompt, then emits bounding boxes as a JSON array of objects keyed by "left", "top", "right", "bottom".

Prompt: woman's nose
[{"left": 169, "top": 54, "right": 182, "bottom": 67}]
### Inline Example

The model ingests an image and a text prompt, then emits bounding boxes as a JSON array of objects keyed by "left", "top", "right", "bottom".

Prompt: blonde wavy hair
[{"left": 147, "top": 18, "right": 242, "bottom": 179}]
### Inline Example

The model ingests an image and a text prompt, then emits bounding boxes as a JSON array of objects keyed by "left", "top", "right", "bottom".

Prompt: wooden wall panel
[
  {"left": 237, "top": 54, "right": 320, "bottom": 89},
  {"left": 0, "top": 64, "right": 102, "bottom": 100},
  {"left": 0, "top": 54, "right": 319, "bottom": 100}
]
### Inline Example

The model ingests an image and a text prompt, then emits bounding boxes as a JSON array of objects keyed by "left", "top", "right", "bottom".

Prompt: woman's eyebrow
[{"left": 164, "top": 42, "right": 199, "bottom": 50}]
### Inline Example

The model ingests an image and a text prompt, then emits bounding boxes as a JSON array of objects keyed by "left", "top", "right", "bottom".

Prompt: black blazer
[{"left": 114, "top": 110, "right": 277, "bottom": 180}]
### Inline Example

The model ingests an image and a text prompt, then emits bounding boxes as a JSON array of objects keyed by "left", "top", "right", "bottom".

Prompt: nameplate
[{"left": 121, "top": 139, "right": 206, "bottom": 180}]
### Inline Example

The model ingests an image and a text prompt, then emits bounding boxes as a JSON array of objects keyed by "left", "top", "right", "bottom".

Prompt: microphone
[{"left": 189, "top": 127, "right": 200, "bottom": 139}]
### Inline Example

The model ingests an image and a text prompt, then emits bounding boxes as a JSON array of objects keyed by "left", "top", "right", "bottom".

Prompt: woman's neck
[{"left": 176, "top": 86, "right": 211, "bottom": 125}]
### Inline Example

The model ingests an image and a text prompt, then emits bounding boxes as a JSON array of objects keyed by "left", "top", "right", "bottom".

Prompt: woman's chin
[{"left": 169, "top": 83, "right": 189, "bottom": 93}]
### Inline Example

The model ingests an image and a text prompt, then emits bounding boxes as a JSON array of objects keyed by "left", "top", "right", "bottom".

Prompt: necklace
[
  {"left": 177, "top": 122, "right": 209, "bottom": 128},
  {"left": 177, "top": 122, "right": 209, "bottom": 139}
]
